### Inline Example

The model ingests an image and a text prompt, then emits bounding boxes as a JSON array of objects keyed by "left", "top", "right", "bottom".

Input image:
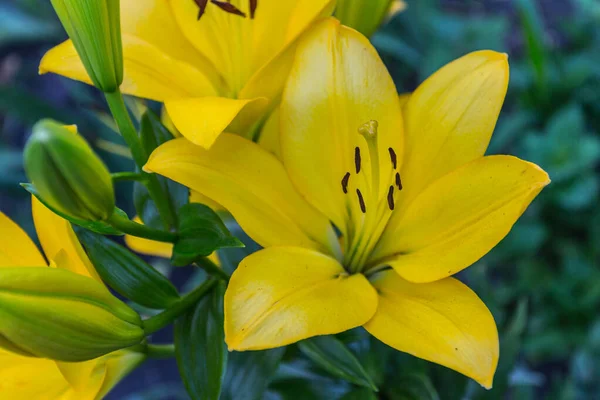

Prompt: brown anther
[
  {"left": 388, "top": 147, "right": 397, "bottom": 169},
  {"left": 395, "top": 172, "right": 403, "bottom": 191},
  {"left": 355, "top": 147, "right": 361, "bottom": 174},
  {"left": 356, "top": 189, "right": 366, "bottom": 213},
  {"left": 211, "top": 0, "right": 246, "bottom": 17},
  {"left": 194, "top": 0, "right": 209, "bottom": 19},
  {"left": 341, "top": 172, "right": 350, "bottom": 194},
  {"left": 249, "top": 0, "right": 257, "bottom": 18},
  {"left": 387, "top": 185, "right": 395, "bottom": 210}
]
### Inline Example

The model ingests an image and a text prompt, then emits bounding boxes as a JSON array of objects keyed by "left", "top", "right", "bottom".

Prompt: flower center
[
  {"left": 340, "top": 121, "right": 402, "bottom": 273},
  {"left": 193, "top": 0, "right": 258, "bottom": 20}
]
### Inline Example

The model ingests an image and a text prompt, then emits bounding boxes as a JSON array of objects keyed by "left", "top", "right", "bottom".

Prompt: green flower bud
[
  {"left": 335, "top": 0, "right": 405, "bottom": 37},
  {"left": 24, "top": 120, "right": 115, "bottom": 222},
  {"left": 0, "top": 267, "right": 144, "bottom": 362},
  {"left": 50, "top": 0, "right": 123, "bottom": 92}
]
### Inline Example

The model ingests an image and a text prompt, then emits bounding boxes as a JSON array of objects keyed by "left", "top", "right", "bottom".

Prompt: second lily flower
[
  {"left": 145, "top": 18, "right": 550, "bottom": 389},
  {"left": 40, "top": 0, "right": 335, "bottom": 147}
]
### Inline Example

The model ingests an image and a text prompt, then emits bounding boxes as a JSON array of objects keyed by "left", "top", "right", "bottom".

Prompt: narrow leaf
[
  {"left": 298, "top": 335, "right": 378, "bottom": 391},
  {"left": 221, "top": 348, "right": 285, "bottom": 400},
  {"left": 172, "top": 204, "right": 244, "bottom": 267},
  {"left": 175, "top": 282, "right": 227, "bottom": 400},
  {"left": 77, "top": 228, "right": 180, "bottom": 309}
]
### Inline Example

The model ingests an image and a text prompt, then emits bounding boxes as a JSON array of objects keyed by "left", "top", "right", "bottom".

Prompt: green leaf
[
  {"left": 171, "top": 204, "right": 244, "bottom": 267},
  {"left": 298, "top": 335, "right": 378, "bottom": 391},
  {"left": 175, "top": 282, "right": 227, "bottom": 400},
  {"left": 22, "top": 183, "right": 125, "bottom": 235},
  {"left": 221, "top": 348, "right": 285, "bottom": 400},
  {"left": 135, "top": 110, "right": 189, "bottom": 230},
  {"left": 76, "top": 228, "right": 180, "bottom": 309},
  {"left": 386, "top": 373, "right": 440, "bottom": 400},
  {"left": 339, "top": 387, "right": 378, "bottom": 400}
]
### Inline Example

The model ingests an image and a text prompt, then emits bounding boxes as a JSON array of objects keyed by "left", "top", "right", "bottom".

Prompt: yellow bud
[
  {"left": 0, "top": 267, "right": 144, "bottom": 362},
  {"left": 50, "top": 0, "right": 123, "bottom": 92},
  {"left": 335, "top": 0, "right": 406, "bottom": 37}
]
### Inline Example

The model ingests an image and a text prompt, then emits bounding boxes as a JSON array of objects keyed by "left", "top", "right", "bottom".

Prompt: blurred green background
[{"left": 1, "top": 0, "right": 599, "bottom": 399}]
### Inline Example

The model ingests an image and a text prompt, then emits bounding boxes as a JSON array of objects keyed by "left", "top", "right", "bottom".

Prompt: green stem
[
  {"left": 108, "top": 212, "right": 177, "bottom": 243},
  {"left": 143, "top": 278, "right": 218, "bottom": 335},
  {"left": 111, "top": 171, "right": 147, "bottom": 183},
  {"left": 104, "top": 90, "right": 177, "bottom": 229},
  {"left": 146, "top": 343, "right": 176, "bottom": 359},
  {"left": 195, "top": 256, "right": 230, "bottom": 281}
]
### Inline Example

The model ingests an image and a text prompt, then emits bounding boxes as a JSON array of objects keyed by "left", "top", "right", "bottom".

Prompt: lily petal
[
  {"left": 40, "top": 35, "right": 218, "bottom": 102},
  {"left": 225, "top": 247, "right": 378, "bottom": 350},
  {"left": 96, "top": 349, "right": 146, "bottom": 399},
  {"left": 374, "top": 156, "right": 550, "bottom": 283},
  {"left": 281, "top": 18, "right": 403, "bottom": 237},
  {"left": 120, "top": 0, "right": 223, "bottom": 89},
  {"left": 56, "top": 360, "right": 101, "bottom": 393},
  {"left": 169, "top": 0, "right": 333, "bottom": 95},
  {"left": 0, "top": 349, "right": 72, "bottom": 398},
  {"left": 395, "top": 50, "right": 509, "bottom": 211},
  {"left": 364, "top": 270, "right": 498, "bottom": 389},
  {"left": 165, "top": 97, "right": 266, "bottom": 148},
  {"left": 0, "top": 211, "right": 46, "bottom": 268},
  {"left": 145, "top": 134, "right": 339, "bottom": 255},
  {"left": 257, "top": 108, "right": 282, "bottom": 159},
  {"left": 32, "top": 197, "right": 101, "bottom": 282},
  {"left": 125, "top": 235, "right": 173, "bottom": 259}
]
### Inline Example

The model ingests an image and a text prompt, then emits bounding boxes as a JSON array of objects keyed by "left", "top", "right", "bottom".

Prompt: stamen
[
  {"left": 395, "top": 172, "right": 403, "bottom": 191},
  {"left": 356, "top": 189, "right": 366, "bottom": 213},
  {"left": 194, "top": 0, "right": 208, "bottom": 19},
  {"left": 355, "top": 147, "right": 361, "bottom": 174},
  {"left": 250, "top": 0, "right": 257, "bottom": 18},
  {"left": 388, "top": 148, "right": 397, "bottom": 169},
  {"left": 211, "top": 0, "right": 246, "bottom": 17},
  {"left": 341, "top": 172, "right": 350, "bottom": 194},
  {"left": 387, "top": 186, "right": 395, "bottom": 210}
]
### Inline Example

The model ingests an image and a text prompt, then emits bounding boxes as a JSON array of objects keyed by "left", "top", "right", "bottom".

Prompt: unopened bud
[
  {"left": 24, "top": 120, "right": 115, "bottom": 222},
  {"left": 50, "top": 0, "right": 123, "bottom": 92},
  {"left": 0, "top": 267, "right": 144, "bottom": 362}
]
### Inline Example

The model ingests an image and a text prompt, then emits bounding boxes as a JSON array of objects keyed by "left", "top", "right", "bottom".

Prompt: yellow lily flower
[
  {"left": 144, "top": 19, "right": 550, "bottom": 388},
  {"left": 39, "top": 0, "right": 335, "bottom": 148},
  {"left": 0, "top": 199, "right": 144, "bottom": 399}
]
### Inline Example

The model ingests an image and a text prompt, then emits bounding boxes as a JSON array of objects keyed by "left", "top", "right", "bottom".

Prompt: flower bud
[
  {"left": 24, "top": 120, "right": 115, "bottom": 222},
  {"left": 0, "top": 267, "right": 144, "bottom": 362},
  {"left": 335, "top": 0, "right": 406, "bottom": 37},
  {"left": 50, "top": 0, "right": 123, "bottom": 92}
]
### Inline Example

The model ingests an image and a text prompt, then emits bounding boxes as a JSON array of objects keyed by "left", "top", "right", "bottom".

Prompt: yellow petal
[
  {"left": 225, "top": 247, "right": 377, "bottom": 350},
  {"left": 96, "top": 349, "right": 145, "bottom": 399},
  {"left": 189, "top": 190, "right": 223, "bottom": 211},
  {"left": 257, "top": 108, "right": 282, "bottom": 159},
  {"left": 125, "top": 235, "right": 173, "bottom": 259},
  {"left": 56, "top": 360, "right": 101, "bottom": 393},
  {"left": 40, "top": 35, "right": 218, "bottom": 102},
  {"left": 32, "top": 197, "right": 101, "bottom": 282},
  {"left": 280, "top": 18, "right": 403, "bottom": 237},
  {"left": 0, "top": 349, "right": 72, "bottom": 398},
  {"left": 364, "top": 270, "right": 498, "bottom": 389},
  {"left": 120, "top": 0, "right": 223, "bottom": 89},
  {"left": 164, "top": 97, "right": 266, "bottom": 148},
  {"left": 396, "top": 50, "right": 509, "bottom": 210},
  {"left": 169, "top": 0, "right": 334, "bottom": 95},
  {"left": 374, "top": 156, "right": 550, "bottom": 283},
  {"left": 0, "top": 211, "right": 46, "bottom": 267},
  {"left": 398, "top": 92, "right": 411, "bottom": 108},
  {"left": 145, "top": 134, "right": 339, "bottom": 256}
]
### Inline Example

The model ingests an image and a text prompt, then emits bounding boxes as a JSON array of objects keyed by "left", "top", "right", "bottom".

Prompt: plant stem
[
  {"left": 104, "top": 90, "right": 177, "bottom": 229},
  {"left": 111, "top": 171, "right": 147, "bottom": 183},
  {"left": 143, "top": 278, "right": 218, "bottom": 335},
  {"left": 108, "top": 212, "right": 177, "bottom": 243},
  {"left": 195, "top": 256, "right": 230, "bottom": 281},
  {"left": 146, "top": 343, "right": 176, "bottom": 359}
]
